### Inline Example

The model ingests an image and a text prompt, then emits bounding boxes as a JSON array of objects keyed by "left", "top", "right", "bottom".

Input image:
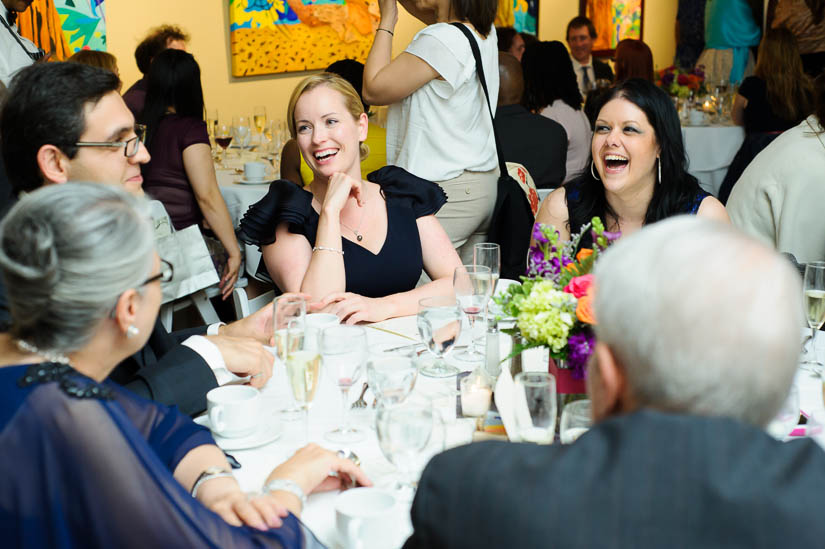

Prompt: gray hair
[
  {"left": 0, "top": 183, "right": 155, "bottom": 355},
  {"left": 593, "top": 216, "right": 802, "bottom": 427}
]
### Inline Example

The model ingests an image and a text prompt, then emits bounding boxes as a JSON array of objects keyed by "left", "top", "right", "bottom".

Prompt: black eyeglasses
[
  {"left": 75, "top": 124, "right": 146, "bottom": 158},
  {"left": 141, "top": 259, "right": 174, "bottom": 286}
]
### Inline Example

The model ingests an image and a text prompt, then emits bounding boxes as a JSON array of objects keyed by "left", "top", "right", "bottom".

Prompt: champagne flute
[
  {"left": 417, "top": 295, "right": 462, "bottom": 378},
  {"left": 215, "top": 124, "right": 233, "bottom": 168},
  {"left": 253, "top": 106, "right": 268, "bottom": 135},
  {"left": 473, "top": 242, "right": 501, "bottom": 323},
  {"left": 453, "top": 264, "right": 493, "bottom": 362},
  {"left": 273, "top": 295, "right": 305, "bottom": 421},
  {"left": 376, "top": 395, "right": 434, "bottom": 501},
  {"left": 802, "top": 262, "right": 825, "bottom": 373},
  {"left": 285, "top": 338, "right": 321, "bottom": 444},
  {"left": 232, "top": 115, "right": 251, "bottom": 154},
  {"left": 513, "top": 372, "right": 557, "bottom": 444},
  {"left": 321, "top": 325, "right": 367, "bottom": 443}
]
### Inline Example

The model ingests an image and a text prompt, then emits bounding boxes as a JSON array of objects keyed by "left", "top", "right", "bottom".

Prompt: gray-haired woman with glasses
[{"left": 0, "top": 183, "right": 369, "bottom": 548}]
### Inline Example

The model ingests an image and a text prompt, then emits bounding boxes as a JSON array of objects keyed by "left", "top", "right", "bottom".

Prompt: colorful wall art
[
  {"left": 496, "top": 0, "right": 538, "bottom": 35},
  {"left": 581, "top": 0, "right": 644, "bottom": 54},
  {"left": 230, "top": 0, "right": 380, "bottom": 77},
  {"left": 18, "top": 0, "right": 107, "bottom": 59}
]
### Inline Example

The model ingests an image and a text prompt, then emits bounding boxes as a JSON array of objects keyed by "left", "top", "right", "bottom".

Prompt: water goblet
[
  {"left": 559, "top": 399, "right": 592, "bottom": 444},
  {"left": 376, "top": 395, "right": 434, "bottom": 501},
  {"left": 513, "top": 372, "right": 557, "bottom": 444},
  {"left": 321, "top": 325, "right": 368, "bottom": 443},
  {"left": 367, "top": 347, "right": 418, "bottom": 405},
  {"left": 273, "top": 295, "right": 306, "bottom": 421},
  {"left": 801, "top": 262, "right": 825, "bottom": 374},
  {"left": 453, "top": 264, "right": 493, "bottom": 362},
  {"left": 417, "top": 295, "right": 462, "bottom": 377},
  {"left": 232, "top": 115, "right": 251, "bottom": 154}
]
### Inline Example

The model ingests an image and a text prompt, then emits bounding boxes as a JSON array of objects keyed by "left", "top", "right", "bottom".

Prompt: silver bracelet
[
  {"left": 263, "top": 478, "right": 307, "bottom": 508},
  {"left": 191, "top": 467, "right": 234, "bottom": 499},
  {"left": 312, "top": 245, "right": 344, "bottom": 255}
]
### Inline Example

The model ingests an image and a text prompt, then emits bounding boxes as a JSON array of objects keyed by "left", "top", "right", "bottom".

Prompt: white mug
[
  {"left": 243, "top": 161, "right": 268, "bottom": 181},
  {"left": 206, "top": 385, "right": 260, "bottom": 438},
  {"left": 304, "top": 313, "right": 339, "bottom": 352},
  {"left": 688, "top": 109, "right": 706, "bottom": 126},
  {"left": 335, "top": 488, "right": 399, "bottom": 549}
]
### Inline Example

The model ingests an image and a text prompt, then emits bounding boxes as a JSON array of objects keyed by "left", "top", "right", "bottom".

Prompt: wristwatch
[
  {"left": 191, "top": 466, "right": 234, "bottom": 499},
  {"left": 263, "top": 478, "right": 307, "bottom": 508}
]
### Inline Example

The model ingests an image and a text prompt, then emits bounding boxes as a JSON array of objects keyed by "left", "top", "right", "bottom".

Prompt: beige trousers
[{"left": 434, "top": 168, "right": 499, "bottom": 264}]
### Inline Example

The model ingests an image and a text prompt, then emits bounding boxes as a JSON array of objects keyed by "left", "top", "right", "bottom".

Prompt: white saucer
[
  {"left": 194, "top": 415, "right": 282, "bottom": 450},
  {"left": 237, "top": 178, "right": 273, "bottom": 185}
]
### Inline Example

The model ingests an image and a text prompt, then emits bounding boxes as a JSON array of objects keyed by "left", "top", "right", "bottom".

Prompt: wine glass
[
  {"left": 559, "top": 399, "right": 592, "bottom": 444},
  {"left": 215, "top": 124, "right": 233, "bottom": 168},
  {"left": 253, "top": 106, "right": 267, "bottom": 135},
  {"left": 285, "top": 337, "right": 321, "bottom": 444},
  {"left": 417, "top": 295, "right": 462, "bottom": 378},
  {"left": 367, "top": 347, "right": 418, "bottom": 405},
  {"left": 232, "top": 115, "right": 251, "bottom": 154},
  {"left": 273, "top": 295, "right": 306, "bottom": 421},
  {"left": 453, "top": 264, "right": 493, "bottom": 362},
  {"left": 474, "top": 242, "right": 500, "bottom": 323},
  {"left": 321, "top": 325, "right": 367, "bottom": 443},
  {"left": 513, "top": 372, "right": 557, "bottom": 444},
  {"left": 801, "top": 262, "right": 825, "bottom": 373},
  {"left": 376, "top": 395, "right": 434, "bottom": 501}
]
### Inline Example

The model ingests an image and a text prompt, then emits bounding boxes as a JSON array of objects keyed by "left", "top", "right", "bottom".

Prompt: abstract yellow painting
[
  {"left": 581, "top": 0, "right": 643, "bottom": 53},
  {"left": 230, "top": 0, "right": 379, "bottom": 77}
]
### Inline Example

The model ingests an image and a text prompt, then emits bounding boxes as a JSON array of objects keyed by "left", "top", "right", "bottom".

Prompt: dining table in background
[{"left": 681, "top": 122, "right": 745, "bottom": 197}]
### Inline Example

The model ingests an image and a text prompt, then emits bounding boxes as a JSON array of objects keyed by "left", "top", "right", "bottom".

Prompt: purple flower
[
  {"left": 532, "top": 223, "right": 548, "bottom": 244},
  {"left": 567, "top": 330, "right": 595, "bottom": 379},
  {"left": 661, "top": 72, "right": 674, "bottom": 87}
]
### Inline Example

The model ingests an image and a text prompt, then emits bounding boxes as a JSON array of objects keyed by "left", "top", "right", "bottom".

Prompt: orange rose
[
  {"left": 576, "top": 286, "right": 596, "bottom": 324},
  {"left": 575, "top": 248, "right": 593, "bottom": 263}
]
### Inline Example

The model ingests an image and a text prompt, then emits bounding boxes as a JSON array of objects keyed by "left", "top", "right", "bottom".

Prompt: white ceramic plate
[
  {"left": 194, "top": 415, "right": 282, "bottom": 450},
  {"left": 236, "top": 178, "right": 273, "bottom": 185}
]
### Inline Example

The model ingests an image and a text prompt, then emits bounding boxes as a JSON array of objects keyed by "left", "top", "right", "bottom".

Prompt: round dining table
[{"left": 681, "top": 122, "right": 745, "bottom": 197}]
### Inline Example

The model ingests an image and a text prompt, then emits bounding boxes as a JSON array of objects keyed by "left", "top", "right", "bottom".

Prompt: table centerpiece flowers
[
  {"left": 656, "top": 65, "right": 707, "bottom": 98},
  {"left": 494, "top": 217, "right": 619, "bottom": 396}
]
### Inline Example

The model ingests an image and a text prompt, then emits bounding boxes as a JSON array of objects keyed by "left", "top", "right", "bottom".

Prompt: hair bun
[{"left": 0, "top": 213, "right": 60, "bottom": 289}]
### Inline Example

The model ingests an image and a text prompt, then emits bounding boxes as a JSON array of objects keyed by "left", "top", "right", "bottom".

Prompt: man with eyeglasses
[
  {"left": 0, "top": 61, "right": 278, "bottom": 416},
  {"left": 0, "top": 0, "right": 43, "bottom": 87}
]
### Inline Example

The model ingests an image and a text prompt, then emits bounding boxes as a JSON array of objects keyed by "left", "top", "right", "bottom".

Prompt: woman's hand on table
[
  {"left": 198, "top": 476, "right": 289, "bottom": 530},
  {"left": 220, "top": 251, "right": 242, "bottom": 300},
  {"left": 266, "top": 444, "right": 373, "bottom": 501},
  {"left": 321, "top": 172, "right": 365, "bottom": 216},
  {"left": 317, "top": 292, "right": 394, "bottom": 324}
]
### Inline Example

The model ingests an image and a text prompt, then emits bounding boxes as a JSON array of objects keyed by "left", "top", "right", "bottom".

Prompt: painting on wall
[
  {"left": 230, "top": 0, "right": 380, "bottom": 77},
  {"left": 580, "top": 0, "right": 644, "bottom": 54},
  {"left": 18, "top": 0, "right": 107, "bottom": 60},
  {"left": 496, "top": 0, "right": 539, "bottom": 35}
]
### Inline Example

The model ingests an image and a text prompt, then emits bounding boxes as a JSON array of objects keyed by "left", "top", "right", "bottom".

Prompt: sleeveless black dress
[{"left": 238, "top": 166, "right": 447, "bottom": 297}]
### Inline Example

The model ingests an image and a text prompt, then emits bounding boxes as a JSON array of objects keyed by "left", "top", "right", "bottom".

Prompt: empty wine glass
[
  {"left": 802, "top": 262, "right": 825, "bottom": 374},
  {"left": 273, "top": 295, "right": 305, "bottom": 421},
  {"left": 321, "top": 325, "right": 367, "bottom": 443},
  {"left": 417, "top": 295, "right": 462, "bottom": 377},
  {"left": 215, "top": 124, "right": 233, "bottom": 168},
  {"left": 453, "top": 264, "right": 493, "bottom": 362},
  {"left": 513, "top": 372, "right": 557, "bottom": 444},
  {"left": 559, "top": 399, "right": 592, "bottom": 444},
  {"left": 376, "top": 395, "right": 434, "bottom": 501},
  {"left": 232, "top": 115, "right": 251, "bottom": 154}
]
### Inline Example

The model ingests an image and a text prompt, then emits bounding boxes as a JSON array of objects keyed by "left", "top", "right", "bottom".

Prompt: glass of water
[
  {"left": 417, "top": 295, "right": 462, "bottom": 377},
  {"left": 559, "top": 399, "right": 592, "bottom": 444},
  {"left": 513, "top": 372, "right": 557, "bottom": 444},
  {"left": 367, "top": 347, "right": 418, "bottom": 406},
  {"left": 321, "top": 325, "right": 367, "bottom": 443},
  {"left": 376, "top": 395, "right": 434, "bottom": 501}
]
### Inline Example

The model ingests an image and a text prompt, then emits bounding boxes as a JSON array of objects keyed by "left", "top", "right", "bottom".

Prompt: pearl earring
[{"left": 126, "top": 325, "right": 139, "bottom": 338}]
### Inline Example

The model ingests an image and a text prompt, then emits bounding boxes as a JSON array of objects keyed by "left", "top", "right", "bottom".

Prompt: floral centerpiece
[
  {"left": 495, "top": 218, "right": 619, "bottom": 391},
  {"left": 656, "top": 65, "right": 707, "bottom": 98}
]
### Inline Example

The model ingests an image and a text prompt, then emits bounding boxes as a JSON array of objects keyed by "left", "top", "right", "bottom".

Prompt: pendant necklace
[{"left": 340, "top": 190, "right": 368, "bottom": 242}]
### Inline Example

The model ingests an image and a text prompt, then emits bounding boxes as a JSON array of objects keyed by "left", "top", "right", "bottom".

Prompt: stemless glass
[
  {"left": 417, "top": 295, "right": 462, "bottom": 377},
  {"left": 802, "top": 262, "right": 825, "bottom": 373},
  {"left": 215, "top": 124, "right": 233, "bottom": 168},
  {"left": 513, "top": 372, "right": 557, "bottom": 444},
  {"left": 376, "top": 395, "right": 434, "bottom": 501},
  {"left": 232, "top": 115, "right": 251, "bottom": 154},
  {"left": 273, "top": 295, "right": 306, "bottom": 421},
  {"left": 321, "top": 325, "right": 368, "bottom": 443},
  {"left": 453, "top": 264, "right": 493, "bottom": 362},
  {"left": 367, "top": 348, "right": 418, "bottom": 405},
  {"left": 559, "top": 399, "right": 592, "bottom": 444}
]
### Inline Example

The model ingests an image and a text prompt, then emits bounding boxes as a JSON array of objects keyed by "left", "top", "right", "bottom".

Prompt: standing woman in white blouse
[{"left": 363, "top": 0, "right": 499, "bottom": 264}]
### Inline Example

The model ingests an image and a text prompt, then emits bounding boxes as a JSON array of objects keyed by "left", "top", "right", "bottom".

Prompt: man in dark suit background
[
  {"left": 405, "top": 217, "right": 825, "bottom": 548},
  {"left": 495, "top": 52, "right": 567, "bottom": 189},
  {"left": 0, "top": 62, "right": 275, "bottom": 416},
  {"left": 567, "top": 15, "right": 614, "bottom": 97}
]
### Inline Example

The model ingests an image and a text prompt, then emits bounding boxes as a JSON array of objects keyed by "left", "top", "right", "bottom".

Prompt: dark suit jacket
[
  {"left": 494, "top": 104, "right": 568, "bottom": 189},
  {"left": 404, "top": 410, "right": 825, "bottom": 549},
  {"left": 593, "top": 57, "right": 614, "bottom": 81}
]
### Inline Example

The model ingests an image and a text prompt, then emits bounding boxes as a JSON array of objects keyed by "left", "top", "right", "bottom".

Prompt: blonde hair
[
  {"left": 286, "top": 73, "right": 369, "bottom": 161},
  {"left": 67, "top": 50, "right": 120, "bottom": 77}
]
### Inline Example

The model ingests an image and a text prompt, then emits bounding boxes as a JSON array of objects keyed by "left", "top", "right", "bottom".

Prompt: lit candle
[
  {"left": 703, "top": 100, "right": 713, "bottom": 113},
  {"left": 461, "top": 382, "right": 492, "bottom": 417}
]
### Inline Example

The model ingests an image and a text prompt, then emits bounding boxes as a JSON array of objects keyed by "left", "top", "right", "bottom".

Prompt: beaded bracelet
[
  {"left": 263, "top": 478, "right": 307, "bottom": 508},
  {"left": 312, "top": 246, "right": 344, "bottom": 255}
]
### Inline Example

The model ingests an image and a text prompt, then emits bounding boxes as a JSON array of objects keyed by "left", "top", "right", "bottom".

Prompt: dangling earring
[
  {"left": 657, "top": 157, "right": 662, "bottom": 184},
  {"left": 126, "top": 325, "right": 139, "bottom": 338},
  {"left": 590, "top": 160, "right": 600, "bottom": 181}
]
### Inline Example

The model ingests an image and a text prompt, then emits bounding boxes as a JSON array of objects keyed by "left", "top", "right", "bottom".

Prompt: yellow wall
[{"left": 107, "top": 0, "right": 677, "bottom": 121}]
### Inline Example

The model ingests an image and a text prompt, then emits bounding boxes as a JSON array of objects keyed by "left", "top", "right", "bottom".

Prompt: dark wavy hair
[
  {"left": 139, "top": 49, "right": 204, "bottom": 147},
  {"left": 134, "top": 24, "right": 189, "bottom": 75},
  {"left": 452, "top": 0, "right": 496, "bottom": 37},
  {"left": 522, "top": 40, "right": 582, "bottom": 112},
  {"left": 566, "top": 79, "right": 704, "bottom": 241}
]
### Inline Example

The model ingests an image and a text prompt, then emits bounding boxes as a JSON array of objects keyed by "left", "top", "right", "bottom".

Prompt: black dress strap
[
  {"left": 367, "top": 166, "right": 447, "bottom": 218},
  {"left": 237, "top": 180, "right": 313, "bottom": 246}
]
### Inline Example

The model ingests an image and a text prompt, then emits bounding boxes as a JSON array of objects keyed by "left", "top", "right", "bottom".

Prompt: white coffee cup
[
  {"left": 305, "top": 312, "right": 339, "bottom": 352},
  {"left": 244, "top": 161, "right": 268, "bottom": 181},
  {"left": 688, "top": 108, "right": 706, "bottom": 126},
  {"left": 206, "top": 385, "right": 260, "bottom": 438},
  {"left": 335, "top": 488, "right": 399, "bottom": 549}
]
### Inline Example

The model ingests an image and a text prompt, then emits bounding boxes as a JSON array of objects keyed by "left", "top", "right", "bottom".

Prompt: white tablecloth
[{"left": 682, "top": 124, "right": 745, "bottom": 197}]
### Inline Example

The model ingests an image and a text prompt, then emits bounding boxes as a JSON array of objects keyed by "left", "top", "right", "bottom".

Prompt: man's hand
[
  {"left": 205, "top": 335, "right": 274, "bottom": 388},
  {"left": 220, "top": 292, "right": 313, "bottom": 345}
]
